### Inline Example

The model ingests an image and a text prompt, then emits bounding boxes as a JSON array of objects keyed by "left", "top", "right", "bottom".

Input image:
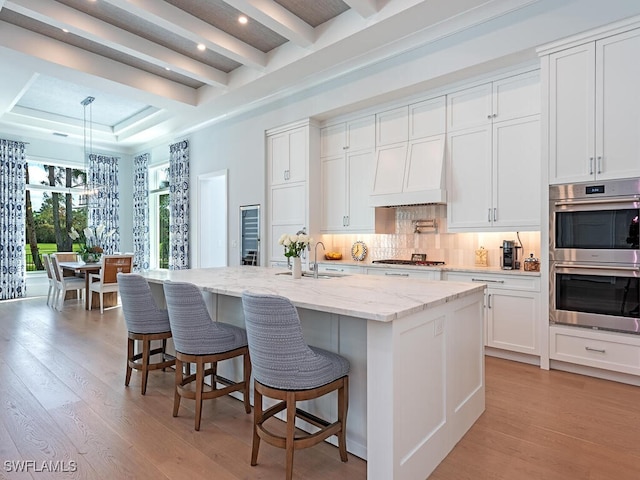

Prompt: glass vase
[{"left": 292, "top": 256, "right": 302, "bottom": 279}]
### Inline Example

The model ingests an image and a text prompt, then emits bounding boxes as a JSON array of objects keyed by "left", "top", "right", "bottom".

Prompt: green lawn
[{"left": 25, "top": 243, "right": 78, "bottom": 271}]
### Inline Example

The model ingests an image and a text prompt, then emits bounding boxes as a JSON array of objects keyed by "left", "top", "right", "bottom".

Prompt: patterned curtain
[
  {"left": 0, "top": 139, "right": 26, "bottom": 300},
  {"left": 169, "top": 140, "right": 189, "bottom": 270},
  {"left": 133, "top": 153, "right": 150, "bottom": 271},
  {"left": 87, "top": 153, "right": 120, "bottom": 254}
]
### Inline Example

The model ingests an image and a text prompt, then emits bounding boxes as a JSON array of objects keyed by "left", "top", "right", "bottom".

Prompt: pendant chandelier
[{"left": 81, "top": 95, "right": 95, "bottom": 205}]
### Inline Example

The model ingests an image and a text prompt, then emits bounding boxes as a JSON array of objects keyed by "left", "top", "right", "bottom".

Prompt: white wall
[{"left": 138, "top": 1, "right": 640, "bottom": 267}]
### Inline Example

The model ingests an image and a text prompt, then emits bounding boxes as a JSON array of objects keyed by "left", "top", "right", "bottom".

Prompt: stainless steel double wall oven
[{"left": 549, "top": 178, "right": 640, "bottom": 334}]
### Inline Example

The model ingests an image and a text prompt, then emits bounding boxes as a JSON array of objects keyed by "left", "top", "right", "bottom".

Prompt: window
[
  {"left": 149, "top": 164, "right": 170, "bottom": 269},
  {"left": 25, "top": 160, "right": 87, "bottom": 272}
]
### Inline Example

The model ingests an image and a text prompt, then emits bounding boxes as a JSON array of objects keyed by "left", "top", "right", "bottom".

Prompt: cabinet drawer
[
  {"left": 365, "top": 267, "right": 440, "bottom": 280},
  {"left": 318, "top": 264, "right": 362, "bottom": 275},
  {"left": 445, "top": 271, "right": 540, "bottom": 291},
  {"left": 550, "top": 326, "right": 640, "bottom": 376}
]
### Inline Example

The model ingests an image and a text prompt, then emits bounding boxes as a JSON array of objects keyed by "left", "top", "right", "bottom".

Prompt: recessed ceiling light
[
  {"left": 238, "top": 15, "right": 248, "bottom": 24},
  {"left": 197, "top": 43, "right": 206, "bottom": 51}
]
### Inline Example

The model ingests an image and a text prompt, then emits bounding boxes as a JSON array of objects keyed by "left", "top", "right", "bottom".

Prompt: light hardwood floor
[{"left": 1, "top": 297, "right": 639, "bottom": 479}]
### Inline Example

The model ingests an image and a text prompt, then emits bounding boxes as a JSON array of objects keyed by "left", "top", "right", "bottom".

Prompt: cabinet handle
[
  {"left": 326, "top": 267, "right": 342, "bottom": 272},
  {"left": 589, "top": 157, "right": 594, "bottom": 175},
  {"left": 493, "top": 208, "right": 497, "bottom": 222},
  {"left": 488, "top": 208, "right": 491, "bottom": 223},
  {"left": 385, "top": 272, "right": 409, "bottom": 277},
  {"left": 345, "top": 215, "right": 349, "bottom": 226},
  {"left": 471, "top": 278, "right": 505, "bottom": 283},
  {"left": 597, "top": 156, "right": 602, "bottom": 174},
  {"left": 487, "top": 114, "right": 492, "bottom": 120},
  {"left": 487, "top": 293, "right": 492, "bottom": 309},
  {"left": 585, "top": 346, "right": 606, "bottom": 354}
]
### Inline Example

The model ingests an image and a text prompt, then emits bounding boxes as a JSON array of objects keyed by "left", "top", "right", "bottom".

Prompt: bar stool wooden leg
[
  {"left": 243, "top": 352, "right": 252, "bottom": 414},
  {"left": 338, "top": 376, "right": 349, "bottom": 462},
  {"left": 285, "top": 391, "right": 296, "bottom": 480},
  {"left": 173, "top": 357, "right": 182, "bottom": 417},
  {"left": 125, "top": 337, "right": 134, "bottom": 386},
  {"left": 141, "top": 338, "right": 150, "bottom": 395},
  {"left": 195, "top": 358, "right": 205, "bottom": 431},
  {"left": 251, "top": 387, "right": 262, "bottom": 466}
]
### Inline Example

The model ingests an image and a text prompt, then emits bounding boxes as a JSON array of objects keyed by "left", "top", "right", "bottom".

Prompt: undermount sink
[{"left": 275, "top": 271, "right": 349, "bottom": 279}]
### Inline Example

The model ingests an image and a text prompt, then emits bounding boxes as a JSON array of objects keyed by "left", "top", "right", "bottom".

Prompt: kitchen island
[{"left": 142, "top": 266, "right": 485, "bottom": 480}]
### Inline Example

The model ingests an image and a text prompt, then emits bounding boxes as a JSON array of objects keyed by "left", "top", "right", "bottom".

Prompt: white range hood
[{"left": 369, "top": 134, "right": 446, "bottom": 207}]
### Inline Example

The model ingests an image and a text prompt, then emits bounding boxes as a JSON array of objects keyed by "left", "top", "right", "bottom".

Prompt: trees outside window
[{"left": 25, "top": 161, "right": 87, "bottom": 271}]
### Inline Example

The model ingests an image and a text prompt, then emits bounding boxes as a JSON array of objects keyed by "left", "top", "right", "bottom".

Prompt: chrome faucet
[{"left": 312, "top": 241, "right": 325, "bottom": 279}]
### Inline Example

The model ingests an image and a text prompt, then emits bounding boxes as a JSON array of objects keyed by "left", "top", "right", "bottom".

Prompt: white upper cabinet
[
  {"left": 320, "top": 116, "right": 375, "bottom": 232},
  {"left": 409, "top": 96, "right": 447, "bottom": 139},
  {"left": 269, "top": 127, "right": 307, "bottom": 186},
  {"left": 548, "top": 27, "right": 640, "bottom": 183},
  {"left": 447, "top": 71, "right": 541, "bottom": 231},
  {"left": 376, "top": 106, "right": 408, "bottom": 146},
  {"left": 447, "top": 71, "right": 539, "bottom": 132}
]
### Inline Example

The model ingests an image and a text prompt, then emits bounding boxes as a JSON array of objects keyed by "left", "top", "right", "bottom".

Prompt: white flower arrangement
[
  {"left": 68, "top": 224, "right": 115, "bottom": 255},
  {"left": 278, "top": 233, "right": 312, "bottom": 258}
]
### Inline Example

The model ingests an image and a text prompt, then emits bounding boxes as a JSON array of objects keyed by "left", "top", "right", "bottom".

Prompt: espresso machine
[{"left": 500, "top": 240, "right": 521, "bottom": 270}]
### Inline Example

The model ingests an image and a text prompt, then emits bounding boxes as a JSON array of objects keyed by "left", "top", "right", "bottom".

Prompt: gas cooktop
[{"left": 372, "top": 259, "right": 445, "bottom": 266}]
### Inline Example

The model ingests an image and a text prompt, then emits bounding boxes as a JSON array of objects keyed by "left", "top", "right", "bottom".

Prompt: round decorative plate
[{"left": 350, "top": 241, "right": 367, "bottom": 261}]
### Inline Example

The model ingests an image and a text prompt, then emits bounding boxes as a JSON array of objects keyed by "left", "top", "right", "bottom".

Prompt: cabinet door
[
  {"left": 447, "top": 125, "right": 492, "bottom": 230},
  {"left": 321, "top": 155, "right": 347, "bottom": 231},
  {"left": 492, "top": 116, "right": 541, "bottom": 229},
  {"left": 409, "top": 96, "right": 446, "bottom": 139},
  {"left": 376, "top": 106, "right": 408, "bottom": 146},
  {"left": 346, "top": 149, "right": 375, "bottom": 231},
  {"left": 287, "top": 127, "right": 307, "bottom": 183},
  {"left": 447, "top": 83, "right": 492, "bottom": 131},
  {"left": 404, "top": 134, "right": 445, "bottom": 193},
  {"left": 271, "top": 184, "right": 306, "bottom": 225},
  {"left": 371, "top": 142, "right": 408, "bottom": 195},
  {"left": 269, "top": 131, "right": 290, "bottom": 185},
  {"left": 492, "top": 71, "right": 540, "bottom": 122},
  {"left": 596, "top": 29, "right": 640, "bottom": 181},
  {"left": 548, "top": 43, "right": 596, "bottom": 184},
  {"left": 347, "top": 116, "right": 375, "bottom": 152},
  {"left": 321, "top": 123, "right": 346, "bottom": 157},
  {"left": 487, "top": 289, "right": 539, "bottom": 355}
]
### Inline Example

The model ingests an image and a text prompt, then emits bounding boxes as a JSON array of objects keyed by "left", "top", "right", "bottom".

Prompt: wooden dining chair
[{"left": 88, "top": 255, "right": 134, "bottom": 313}]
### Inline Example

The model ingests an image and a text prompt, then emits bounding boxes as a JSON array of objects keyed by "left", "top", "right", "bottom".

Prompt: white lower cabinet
[
  {"left": 550, "top": 325, "right": 640, "bottom": 376},
  {"left": 446, "top": 271, "right": 540, "bottom": 356},
  {"left": 318, "top": 264, "right": 362, "bottom": 275},
  {"left": 365, "top": 267, "right": 440, "bottom": 280}
]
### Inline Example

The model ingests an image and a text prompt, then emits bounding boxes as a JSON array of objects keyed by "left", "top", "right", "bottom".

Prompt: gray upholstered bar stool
[
  {"left": 241, "top": 291, "right": 350, "bottom": 480},
  {"left": 118, "top": 273, "right": 175, "bottom": 395},
  {"left": 163, "top": 280, "right": 251, "bottom": 431}
]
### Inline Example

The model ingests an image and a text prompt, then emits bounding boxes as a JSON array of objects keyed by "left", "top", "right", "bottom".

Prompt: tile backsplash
[{"left": 319, "top": 205, "right": 541, "bottom": 267}]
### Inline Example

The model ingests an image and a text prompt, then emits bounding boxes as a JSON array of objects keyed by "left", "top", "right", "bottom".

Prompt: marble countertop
[{"left": 142, "top": 266, "right": 484, "bottom": 323}]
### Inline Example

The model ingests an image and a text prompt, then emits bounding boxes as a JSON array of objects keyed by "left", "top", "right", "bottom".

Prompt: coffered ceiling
[{"left": 0, "top": 0, "right": 545, "bottom": 151}]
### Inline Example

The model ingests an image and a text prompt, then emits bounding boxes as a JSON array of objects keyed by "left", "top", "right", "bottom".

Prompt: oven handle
[
  {"left": 554, "top": 196, "right": 639, "bottom": 207},
  {"left": 555, "top": 264, "right": 640, "bottom": 272}
]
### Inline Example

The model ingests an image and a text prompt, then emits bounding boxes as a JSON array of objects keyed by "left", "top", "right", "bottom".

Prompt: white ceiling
[{"left": 0, "top": 0, "right": 629, "bottom": 153}]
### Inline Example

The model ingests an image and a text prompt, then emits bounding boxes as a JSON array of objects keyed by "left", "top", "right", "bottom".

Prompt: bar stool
[
  {"left": 163, "top": 280, "right": 251, "bottom": 431},
  {"left": 118, "top": 273, "right": 175, "bottom": 395},
  {"left": 241, "top": 291, "right": 350, "bottom": 480}
]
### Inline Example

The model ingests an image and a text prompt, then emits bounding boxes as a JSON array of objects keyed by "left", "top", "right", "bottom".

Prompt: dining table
[{"left": 58, "top": 261, "right": 114, "bottom": 310}]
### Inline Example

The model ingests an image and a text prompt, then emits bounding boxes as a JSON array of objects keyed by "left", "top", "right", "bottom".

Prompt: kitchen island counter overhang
[{"left": 142, "top": 266, "right": 486, "bottom": 480}]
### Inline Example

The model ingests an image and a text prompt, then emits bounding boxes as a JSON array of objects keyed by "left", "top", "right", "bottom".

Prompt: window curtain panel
[
  {"left": 133, "top": 153, "right": 150, "bottom": 271},
  {"left": 169, "top": 140, "right": 189, "bottom": 270},
  {"left": 87, "top": 153, "right": 120, "bottom": 254},
  {"left": 0, "top": 139, "right": 26, "bottom": 300}
]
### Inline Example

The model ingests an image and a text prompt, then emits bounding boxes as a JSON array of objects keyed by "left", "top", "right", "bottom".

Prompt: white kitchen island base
[{"left": 143, "top": 267, "right": 485, "bottom": 480}]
